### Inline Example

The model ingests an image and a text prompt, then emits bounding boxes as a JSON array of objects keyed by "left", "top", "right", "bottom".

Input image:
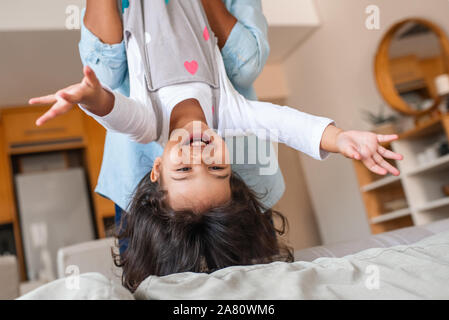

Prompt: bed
[{"left": 17, "top": 218, "right": 449, "bottom": 300}]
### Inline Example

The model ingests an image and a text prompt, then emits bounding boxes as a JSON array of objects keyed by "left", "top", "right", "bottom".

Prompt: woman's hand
[
  {"left": 335, "top": 130, "right": 403, "bottom": 176},
  {"left": 29, "top": 66, "right": 114, "bottom": 126}
]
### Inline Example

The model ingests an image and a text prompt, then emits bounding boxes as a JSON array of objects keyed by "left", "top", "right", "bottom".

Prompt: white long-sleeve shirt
[{"left": 83, "top": 40, "right": 334, "bottom": 161}]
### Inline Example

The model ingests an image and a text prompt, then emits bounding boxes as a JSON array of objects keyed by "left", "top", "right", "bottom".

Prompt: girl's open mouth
[{"left": 184, "top": 132, "right": 211, "bottom": 147}]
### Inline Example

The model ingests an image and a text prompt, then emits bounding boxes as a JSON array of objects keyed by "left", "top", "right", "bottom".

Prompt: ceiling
[
  {"left": 0, "top": 27, "right": 317, "bottom": 108},
  {"left": 0, "top": 30, "right": 83, "bottom": 108}
]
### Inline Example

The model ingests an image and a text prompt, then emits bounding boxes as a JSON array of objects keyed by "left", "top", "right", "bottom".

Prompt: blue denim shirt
[{"left": 79, "top": 0, "right": 285, "bottom": 211}]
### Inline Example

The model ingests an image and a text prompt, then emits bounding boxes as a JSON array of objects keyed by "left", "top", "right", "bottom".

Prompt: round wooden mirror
[{"left": 375, "top": 18, "right": 449, "bottom": 116}]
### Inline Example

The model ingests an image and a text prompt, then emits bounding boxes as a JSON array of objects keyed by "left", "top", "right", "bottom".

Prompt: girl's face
[{"left": 151, "top": 121, "right": 232, "bottom": 212}]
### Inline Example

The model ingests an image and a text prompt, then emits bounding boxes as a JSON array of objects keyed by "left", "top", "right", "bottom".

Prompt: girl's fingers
[
  {"left": 36, "top": 109, "right": 57, "bottom": 126},
  {"left": 83, "top": 65, "right": 99, "bottom": 88},
  {"left": 346, "top": 145, "right": 361, "bottom": 160},
  {"left": 35, "top": 102, "right": 71, "bottom": 126},
  {"left": 57, "top": 90, "right": 80, "bottom": 104},
  {"left": 29, "top": 94, "right": 57, "bottom": 105},
  {"left": 378, "top": 145, "right": 403, "bottom": 160},
  {"left": 363, "top": 156, "right": 388, "bottom": 175},
  {"left": 377, "top": 134, "right": 399, "bottom": 143},
  {"left": 373, "top": 152, "right": 400, "bottom": 176}
]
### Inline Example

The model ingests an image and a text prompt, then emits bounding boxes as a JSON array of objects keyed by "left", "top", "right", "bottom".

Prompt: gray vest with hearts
[{"left": 122, "top": 0, "right": 221, "bottom": 139}]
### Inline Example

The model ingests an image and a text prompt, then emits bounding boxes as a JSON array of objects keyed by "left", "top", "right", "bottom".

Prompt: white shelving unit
[
  {"left": 391, "top": 119, "right": 449, "bottom": 226},
  {"left": 354, "top": 114, "right": 449, "bottom": 234},
  {"left": 416, "top": 196, "right": 449, "bottom": 211},
  {"left": 370, "top": 207, "right": 412, "bottom": 224},
  {"left": 405, "top": 153, "right": 449, "bottom": 176},
  {"left": 361, "top": 175, "right": 402, "bottom": 192}
]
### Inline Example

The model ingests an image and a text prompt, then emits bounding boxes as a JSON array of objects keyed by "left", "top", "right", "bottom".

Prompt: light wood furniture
[
  {"left": 354, "top": 113, "right": 449, "bottom": 234},
  {"left": 356, "top": 18, "right": 449, "bottom": 234},
  {"left": 374, "top": 18, "right": 449, "bottom": 116},
  {"left": 0, "top": 105, "right": 114, "bottom": 280},
  {"left": 389, "top": 55, "right": 445, "bottom": 97},
  {"left": 389, "top": 55, "right": 425, "bottom": 90}
]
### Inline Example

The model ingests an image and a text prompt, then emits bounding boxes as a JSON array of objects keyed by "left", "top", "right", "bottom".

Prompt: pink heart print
[
  {"left": 184, "top": 60, "right": 198, "bottom": 75},
  {"left": 203, "top": 26, "right": 210, "bottom": 41}
]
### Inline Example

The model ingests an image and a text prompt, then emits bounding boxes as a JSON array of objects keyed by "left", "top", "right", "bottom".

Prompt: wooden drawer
[
  {"left": 96, "top": 194, "right": 115, "bottom": 218},
  {"left": 2, "top": 107, "right": 85, "bottom": 149},
  {"left": 0, "top": 122, "right": 13, "bottom": 224}
]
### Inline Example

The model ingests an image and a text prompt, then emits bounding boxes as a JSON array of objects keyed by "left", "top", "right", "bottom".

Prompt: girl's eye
[
  {"left": 176, "top": 167, "right": 191, "bottom": 172},
  {"left": 210, "top": 166, "right": 224, "bottom": 171}
]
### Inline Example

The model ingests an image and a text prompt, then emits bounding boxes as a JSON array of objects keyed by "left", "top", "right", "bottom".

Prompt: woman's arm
[
  {"left": 84, "top": 0, "right": 123, "bottom": 44},
  {"left": 213, "top": 0, "right": 270, "bottom": 91},
  {"left": 201, "top": 0, "right": 237, "bottom": 49},
  {"left": 79, "top": 0, "right": 129, "bottom": 92}
]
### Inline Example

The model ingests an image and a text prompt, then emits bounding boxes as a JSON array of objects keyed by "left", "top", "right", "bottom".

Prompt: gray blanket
[{"left": 19, "top": 230, "right": 449, "bottom": 299}]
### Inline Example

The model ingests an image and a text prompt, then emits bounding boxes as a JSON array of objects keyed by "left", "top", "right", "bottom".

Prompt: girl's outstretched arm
[
  {"left": 217, "top": 68, "right": 403, "bottom": 176},
  {"left": 30, "top": 66, "right": 115, "bottom": 125},
  {"left": 320, "top": 125, "right": 403, "bottom": 176},
  {"left": 29, "top": 67, "right": 157, "bottom": 144}
]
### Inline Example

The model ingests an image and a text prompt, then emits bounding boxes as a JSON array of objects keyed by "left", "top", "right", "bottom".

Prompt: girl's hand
[
  {"left": 29, "top": 66, "right": 113, "bottom": 126},
  {"left": 336, "top": 130, "right": 403, "bottom": 176}
]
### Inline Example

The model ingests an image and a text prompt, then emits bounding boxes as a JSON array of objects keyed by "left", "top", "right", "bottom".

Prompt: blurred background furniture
[
  {"left": 354, "top": 113, "right": 449, "bottom": 234},
  {"left": 16, "top": 168, "right": 95, "bottom": 282},
  {"left": 0, "top": 255, "right": 19, "bottom": 299},
  {"left": 354, "top": 18, "right": 449, "bottom": 234},
  {"left": 0, "top": 106, "right": 115, "bottom": 282},
  {"left": 56, "top": 237, "right": 122, "bottom": 283}
]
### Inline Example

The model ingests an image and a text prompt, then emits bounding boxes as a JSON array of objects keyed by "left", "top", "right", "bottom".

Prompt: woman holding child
[{"left": 30, "top": 0, "right": 402, "bottom": 292}]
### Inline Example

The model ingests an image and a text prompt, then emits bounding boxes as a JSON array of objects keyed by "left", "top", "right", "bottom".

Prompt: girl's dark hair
[{"left": 113, "top": 171, "right": 294, "bottom": 292}]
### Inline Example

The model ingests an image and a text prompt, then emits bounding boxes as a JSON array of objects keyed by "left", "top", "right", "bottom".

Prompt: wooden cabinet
[
  {"left": 2, "top": 107, "right": 85, "bottom": 155},
  {"left": 83, "top": 115, "right": 115, "bottom": 238},
  {"left": 0, "top": 119, "right": 14, "bottom": 225},
  {"left": 0, "top": 105, "right": 114, "bottom": 280},
  {"left": 353, "top": 160, "right": 413, "bottom": 234},
  {"left": 3, "top": 108, "right": 84, "bottom": 145}
]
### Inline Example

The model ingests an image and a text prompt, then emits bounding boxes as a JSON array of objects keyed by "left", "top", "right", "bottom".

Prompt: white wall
[
  {"left": 262, "top": 0, "right": 321, "bottom": 63},
  {"left": 0, "top": 31, "right": 83, "bottom": 107},
  {"left": 0, "top": 0, "right": 86, "bottom": 107},
  {"left": 0, "top": 0, "right": 85, "bottom": 31},
  {"left": 261, "top": 0, "right": 319, "bottom": 26},
  {"left": 282, "top": 0, "right": 449, "bottom": 244},
  {"left": 273, "top": 142, "right": 321, "bottom": 250}
]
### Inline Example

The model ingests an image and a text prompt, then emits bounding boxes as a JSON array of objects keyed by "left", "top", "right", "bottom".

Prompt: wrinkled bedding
[{"left": 19, "top": 230, "right": 449, "bottom": 300}]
